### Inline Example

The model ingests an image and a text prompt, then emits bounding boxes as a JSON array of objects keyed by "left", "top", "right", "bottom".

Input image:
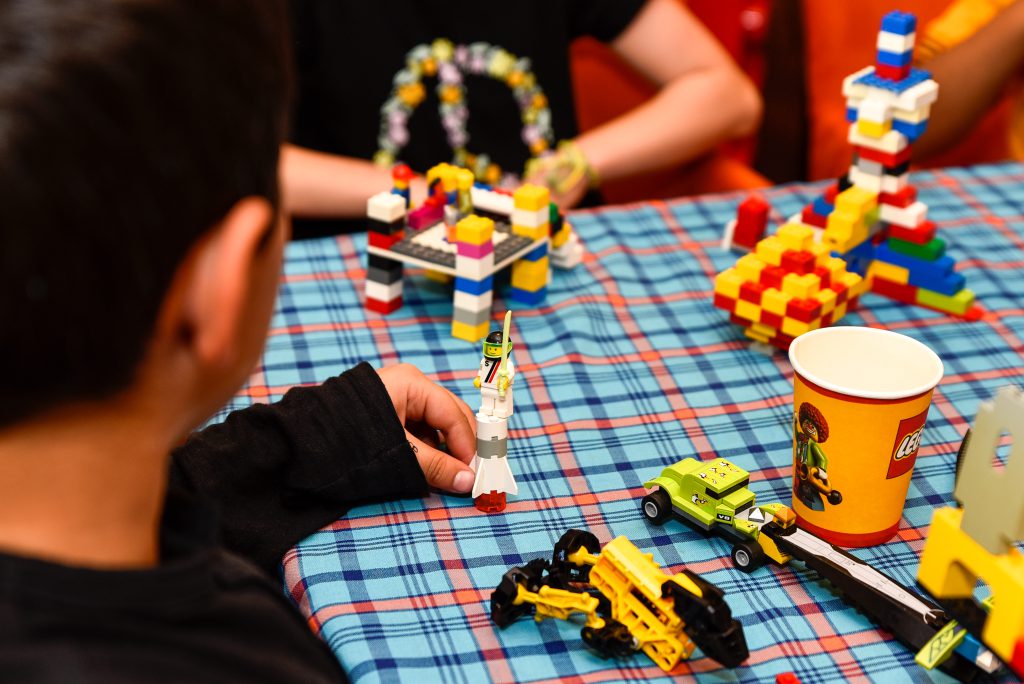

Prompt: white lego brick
[
  {"left": 895, "top": 78, "right": 939, "bottom": 112},
  {"left": 880, "top": 171, "right": 909, "bottom": 194},
  {"left": 841, "top": 66, "right": 875, "bottom": 99},
  {"left": 454, "top": 253, "right": 495, "bottom": 280},
  {"left": 470, "top": 186, "right": 514, "bottom": 215},
  {"left": 367, "top": 191, "right": 406, "bottom": 223},
  {"left": 848, "top": 124, "right": 908, "bottom": 154},
  {"left": 858, "top": 98, "right": 891, "bottom": 124},
  {"left": 511, "top": 206, "right": 548, "bottom": 228},
  {"left": 476, "top": 414, "right": 508, "bottom": 440},
  {"left": 365, "top": 279, "right": 402, "bottom": 302},
  {"left": 893, "top": 104, "right": 931, "bottom": 124},
  {"left": 454, "top": 289, "right": 493, "bottom": 311},
  {"left": 550, "top": 238, "right": 584, "bottom": 269},
  {"left": 849, "top": 166, "right": 882, "bottom": 193},
  {"left": 855, "top": 158, "right": 884, "bottom": 176},
  {"left": 410, "top": 222, "right": 455, "bottom": 253},
  {"left": 877, "top": 31, "right": 916, "bottom": 54},
  {"left": 721, "top": 218, "right": 738, "bottom": 251},
  {"left": 881, "top": 200, "right": 927, "bottom": 228}
]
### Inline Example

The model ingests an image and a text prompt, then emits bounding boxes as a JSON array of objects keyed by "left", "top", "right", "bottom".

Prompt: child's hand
[{"left": 377, "top": 364, "right": 477, "bottom": 494}]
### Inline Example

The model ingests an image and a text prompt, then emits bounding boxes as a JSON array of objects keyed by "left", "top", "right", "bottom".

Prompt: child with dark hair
[{"left": 0, "top": 1, "right": 475, "bottom": 681}]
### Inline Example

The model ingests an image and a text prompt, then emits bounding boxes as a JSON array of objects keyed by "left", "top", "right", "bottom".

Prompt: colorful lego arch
[{"left": 374, "top": 39, "right": 554, "bottom": 185}]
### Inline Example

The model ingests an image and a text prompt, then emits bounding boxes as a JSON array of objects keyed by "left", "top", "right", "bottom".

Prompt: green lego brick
[
  {"left": 916, "top": 287, "right": 974, "bottom": 315},
  {"left": 887, "top": 237, "right": 946, "bottom": 261}
]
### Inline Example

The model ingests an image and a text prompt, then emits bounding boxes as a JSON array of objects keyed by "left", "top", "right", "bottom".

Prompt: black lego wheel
[
  {"left": 640, "top": 488, "right": 672, "bottom": 525},
  {"left": 730, "top": 541, "right": 765, "bottom": 573}
]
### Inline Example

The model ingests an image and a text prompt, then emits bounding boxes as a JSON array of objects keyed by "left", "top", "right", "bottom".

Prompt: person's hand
[
  {"left": 377, "top": 364, "right": 477, "bottom": 493},
  {"left": 523, "top": 151, "right": 589, "bottom": 211}
]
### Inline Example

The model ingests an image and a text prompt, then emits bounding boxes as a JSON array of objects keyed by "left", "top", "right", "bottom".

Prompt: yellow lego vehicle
[{"left": 490, "top": 529, "right": 748, "bottom": 671}]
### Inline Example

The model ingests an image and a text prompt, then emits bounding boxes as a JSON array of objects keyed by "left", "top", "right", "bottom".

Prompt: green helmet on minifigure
[{"left": 482, "top": 329, "right": 513, "bottom": 359}]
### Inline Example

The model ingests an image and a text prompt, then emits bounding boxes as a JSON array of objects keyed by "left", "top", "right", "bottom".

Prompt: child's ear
[{"left": 179, "top": 197, "right": 277, "bottom": 370}]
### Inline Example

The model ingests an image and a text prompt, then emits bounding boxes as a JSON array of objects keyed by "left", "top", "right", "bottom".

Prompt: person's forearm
[
  {"left": 281, "top": 144, "right": 410, "bottom": 219},
  {"left": 916, "top": 1, "right": 1024, "bottom": 159},
  {"left": 575, "top": 68, "right": 761, "bottom": 183}
]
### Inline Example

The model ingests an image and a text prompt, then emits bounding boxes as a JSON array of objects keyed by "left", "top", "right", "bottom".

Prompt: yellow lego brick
[
  {"left": 424, "top": 270, "right": 453, "bottom": 284},
  {"left": 754, "top": 236, "right": 787, "bottom": 267},
  {"left": 809, "top": 241, "right": 831, "bottom": 266},
  {"left": 451, "top": 319, "right": 490, "bottom": 342},
  {"left": 834, "top": 186, "right": 878, "bottom": 216},
  {"left": 776, "top": 223, "right": 815, "bottom": 251},
  {"left": 551, "top": 223, "right": 571, "bottom": 248},
  {"left": 856, "top": 118, "right": 892, "bottom": 138},
  {"left": 714, "top": 268, "right": 744, "bottom": 299},
  {"left": 734, "top": 299, "right": 761, "bottom": 322},
  {"left": 825, "top": 257, "right": 849, "bottom": 282},
  {"left": 735, "top": 253, "right": 766, "bottom": 282},
  {"left": 456, "top": 168, "right": 474, "bottom": 190},
  {"left": 511, "top": 257, "right": 549, "bottom": 290},
  {"left": 749, "top": 321, "right": 777, "bottom": 337},
  {"left": 781, "top": 317, "right": 813, "bottom": 337},
  {"left": 838, "top": 271, "right": 866, "bottom": 296},
  {"left": 426, "top": 162, "right": 455, "bottom": 185},
  {"left": 782, "top": 273, "right": 820, "bottom": 299},
  {"left": 833, "top": 302, "right": 849, "bottom": 320},
  {"left": 512, "top": 224, "right": 547, "bottom": 241},
  {"left": 513, "top": 184, "right": 550, "bottom": 211},
  {"left": 867, "top": 260, "right": 910, "bottom": 284},
  {"left": 744, "top": 327, "right": 771, "bottom": 343},
  {"left": 814, "top": 287, "right": 838, "bottom": 314},
  {"left": 761, "top": 287, "right": 791, "bottom": 315},
  {"left": 455, "top": 215, "right": 494, "bottom": 245}
]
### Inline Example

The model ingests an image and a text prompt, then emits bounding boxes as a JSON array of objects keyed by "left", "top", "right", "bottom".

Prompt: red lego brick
[
  {"left": 761, "top": 310, "right": 783, "bottom": 328},
  {"left": 875, "top": 62, "right": 910, "bottom": 81},
  {"left": 729, "top": 313, "right": 750, "bottom": 327},
  {"left": 368, "top": 230, "right": 405, "bottom": 250},
  {"left": 855, "top": 144, "right": 911, "bottom": 168},
  {"left": 734, "top": 195, "right": 770, "bottom": 250},
  {"left": 821, "top": 311, "right": 834, "bottom": 326},
  {"left": 760, "top": 265, "right": 786, "bottom": 289},
  {"left": 813, "top": 266, "right": 832, "bottom": 288},
  {"left": 786, "top": 298, "right": 822, "bottom": 323},
  {"left": 871, "top": 276, "right": 918, "bottom": 304},
  {"left": 832, "top": 282, "right": 849, "bottom": 304},
  {"left": 780, "top": 250, "right": 817, "bottom": 275},
  {"left": 848, "top": 295, "right": 860, "bottom": 309},
  {"left": 769, "top": 332, "right": 795, "bottom": 350},
  {"left": 713, "top": 292, "right": 736, "bottom": 311},
  {"left": 776, "top": 674, "right": 802, "bottom": 684},
  {"left": 739, "top": 280, "right": 766, "bottom": 304},
  {"left": 365, "top": 296, "right": 403, "bottom": 314},
  {"left": 878, "top": 186, "right": 917, "bottom": 208},
  {"left": 801, "top": 207, "right": 828, "bottom": 228},
  {"left": 823, "top": 183, "right": 840, "bottom": 204},
  {"left": 888, "top": 220, "right": 936, "bottom": 245}
]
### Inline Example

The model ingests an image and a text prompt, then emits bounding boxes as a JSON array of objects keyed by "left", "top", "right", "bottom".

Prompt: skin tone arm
[
  {"left": 529, "top": 0, "right": 763, "bottom": 207},
  {"left": 914, "top": 0, "right": 1024, "bottom": 159}
]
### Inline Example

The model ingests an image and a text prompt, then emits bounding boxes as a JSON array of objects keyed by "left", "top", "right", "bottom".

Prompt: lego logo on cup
[{"left": 886, "top": 407, "right": 930, "bottom": 479}]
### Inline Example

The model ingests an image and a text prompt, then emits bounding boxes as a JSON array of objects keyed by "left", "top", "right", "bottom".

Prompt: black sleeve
[
  {"left": 168, "top": 362, "right": 427, "bottom": 577},
  {"left": 566, "top": 0, "right": 648, "bottom": 42}
]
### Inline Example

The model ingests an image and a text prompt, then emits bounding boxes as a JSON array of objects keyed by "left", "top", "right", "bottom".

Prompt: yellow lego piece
[
  {"left": 713, "top": 268, "right": 744, "bottom": 299},
  {"left": 815, "top": 288, "right": 838, "bottom": 314},
  {"left": 754, "top": 236, "right": 786, "bottom": 266},
  {"left": 781, "top": 317, "right": 813, "bottom": 337},
  {"left": 735, "top": 253, "right": 766, "bottom": 282},
  {"left": 513, "top": 184, "right": 550, "bottom": 211},
  {"left": 857, "top": 118, "right": 893, "bottom": 138},
  {"left": 761, "top": 287, "right": 791, "bottom": 315},
  {"left": 833, "top": 302, "right": 848, "bottom": 320},
  {"left": 744, "top": 327, "right": 771, "bottom": 343},
  {"left": 455, "top": 215, "right": 494, "bottom": 245},
  {"left": 918, "top": 507, "right": 1024, "bottom": 664},
  {"left": 456, "top": 168, "right": 474, "bottom": 190},
  {"left": 825, "top": 257, "right": 849, "bottom": 282},
  {"left": 551, "top": 223, "right": 571, "bottom": 248},
  {"left": 734, "top": 299, "right": 760, "bottom": 322},
  {"left": 511, "top": 257, "right": 549, "bottom": 291},
  {"left": 451, "top": 319, "right": 490, "bottom": 342},
  {"left": 838, "top": 271, "right": 866, "bottom": 296},
  {"left": 809, "top": 241, "right": 831, "bottom": 265},
  {"left": 512, "top": 224, "right": 548, "bottom": 241},
  {"left": 782, "top": 273, "right": 820, "bottom": 299},
  {"left": 776, "top": 223, "right": 815, "bottom": 251},
  {"left": 749, "top": 321, "right": 776, "bottom": 337},
  {"left": 867, "top": 260, "right": 910, "bottom": 284},
  {"left": 424, "top": 270, "right": 453, "bottom": 284},
  {"left": 834, "top": 186, "right": 877, "bottom": 215}
]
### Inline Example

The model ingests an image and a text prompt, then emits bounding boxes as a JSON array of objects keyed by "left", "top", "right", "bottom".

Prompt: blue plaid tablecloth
[{"left": 217, "top": 163, "right": 1024, "bottom": 684}]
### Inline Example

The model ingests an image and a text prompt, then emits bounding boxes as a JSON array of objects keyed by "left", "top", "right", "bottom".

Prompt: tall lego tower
[{"left": 714, "top": 11, "right": 981, "bottom": 351}]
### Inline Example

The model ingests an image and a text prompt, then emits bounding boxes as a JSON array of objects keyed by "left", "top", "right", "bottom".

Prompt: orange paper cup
[{"left": 788, "top": 327, "right": 943, "bottom": 547}]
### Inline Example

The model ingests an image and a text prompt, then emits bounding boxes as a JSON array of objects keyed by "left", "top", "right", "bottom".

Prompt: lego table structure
[{"left": 215, "top": 162, "right": 1024, "bottom": 684}]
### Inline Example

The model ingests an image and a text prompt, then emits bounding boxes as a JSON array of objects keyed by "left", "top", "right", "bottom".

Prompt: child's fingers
[
  {"left": 408, "top": 379, "right": 477, "bottom": 466},
  {"left": 408, "top": 432, "right": 474, "bottom": 493}
]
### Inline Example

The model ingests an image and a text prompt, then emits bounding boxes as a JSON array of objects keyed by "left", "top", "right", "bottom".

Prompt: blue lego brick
[
  {"left": 454, "top": 275, "right": 494, "bottom": 295},
  {"left": 846, "top": 106, "right": 857, "bottom": 123},
  {"left": 854, "top": 67, "right": 931, "bottom": 93},
  {"left": 473, "top": 181, "right": 494, "bottom": 190},
  {"left": 813, "top": 197, "right": 834, "bottom": 216},
  {"left": 842, "top": 239, "right": 877, "bottom": 263},
  {"left": 874, "top": 243, "right": 965, "bottom": 294},
  {"left": 881, "top": 10, "right": 916, "bottom": 35},
  {"left": 521, "top": 242, "right": 548, "bottom": 261},
  {"left": 875, "top": 49, "right": 913, "bottom": 67},
  {"left": 893, "top": 118, "right": 929, "bottom": 141},
  {"left": 912, "top": 271, "right": 966, "bottom": 296},
  {"left": 507, "top": 286, "right": 547, "bottom": 306}
]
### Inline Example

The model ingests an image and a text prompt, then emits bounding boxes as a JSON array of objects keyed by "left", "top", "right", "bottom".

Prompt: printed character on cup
[
  {"left": 794, "top": 402, "right": 843, "bottom": 510},
  {"left": 474, "top": 327, "right": 514, "bottom": 418}
]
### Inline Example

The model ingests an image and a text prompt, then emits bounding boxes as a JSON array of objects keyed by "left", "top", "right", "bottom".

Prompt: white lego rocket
[{"left": 471, "top": 310, "right": 519, "bottom": 512}]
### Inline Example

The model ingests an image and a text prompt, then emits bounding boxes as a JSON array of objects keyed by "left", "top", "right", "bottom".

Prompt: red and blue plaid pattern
[{"left": 215, "top": 163, "right": 1024, "bottom": 683}]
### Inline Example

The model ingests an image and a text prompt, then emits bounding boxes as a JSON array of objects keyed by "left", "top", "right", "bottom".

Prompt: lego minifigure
[
  {"left": 473, "top": 314, "right": 515, "bottom": 419},
  {"left": 794, "top": 402, "right": 842, "bottom": 510}
]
